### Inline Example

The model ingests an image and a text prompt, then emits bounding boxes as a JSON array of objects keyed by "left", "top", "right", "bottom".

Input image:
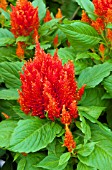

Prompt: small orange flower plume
[
  {"left": 63, "top": 124, "right": 76, "bottom": 152},
  {"left": 16, "top": 42, "right": 25, "bottom": 59},
  {"left": 81, "top": 10, "right": 91, "bottom": 24},
  {"left": 107, "top": 29, "right": 112, "bottom": 41},
  {"left": 43, "top": 9, "right": 52, "bottom": 23},
  {"left": 91, "top": 18, "right": 105, "bottom": 34},
  {"left": 55, "top": 8, "right": 63, "bottom": 19},
  {"left": 0, "top": 0, "right": 7, "bottom": 11},
  {"left": 1, "top": 112, "right": 10, "bottom": 119},
  {"left": 10, "top": 0, "right": 39, "bottom": 39},
  {"left": 53, "top": 34, "right": 58, "bottom": 48}
]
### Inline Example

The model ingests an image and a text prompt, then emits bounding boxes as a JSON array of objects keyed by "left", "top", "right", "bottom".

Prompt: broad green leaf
[
  {"left": 58, "top": 47, "right": 76, "bottom": 64},
  {"left": 47, "top": 139, "right": 65, "bottom": 157},
  {"left": 80, "top": 87, "right": 109, "bottom": 107},
  {"left": 0, "top": 47, "right": 17, "bottom": 62},
  {"left": 103, "top": 75, "right": 112, "bottom": 96},
  {"left": 17, "top": 158, "right": 26, "bottom": 170},
  {"left": 59, "top": 22, "right": 100, "bottom": 51},
  {"left": 77, "top": 142, "right": 96, "bottom": 157},
  {"left": 77, "top": 162, "right": 97, "bottom": 170},
  {"left": 0, "top": 8, "right": 10, "bottom": 20},
  {"left": 10, "top": 119, "right": 62, "bottom": 153},
  {"left": 59, "top": 152, "right": 70, "bottom": 166},
  {"left": 76, "top": 52, "right": 100, "bottom": 61},
  {"left": 32, "top": 0, "right": 46, "bottom": 21},
  {"left": 36, "top": 154, "right": 67, "bottom": 170},
  {"left": 0, "top": 61, "right": 23, "bottom": 88},
  {"left": 78, "top": 123, "right": 112, "bottom": 170},
  {"left": 106, "top": 23, "right": 112, "bottom": 29},
  {"left": 78, "top": 62, "right": 112, "bottom": 88},
  {"left": 39, "top": 19, "right": 59, "bottom": 36},
  {"left": 17, "top": 153, "right": 45, "bottom": 170},
  {"left": 0, "top": 28, "right": 15, "bottom": 46},
  {"left": 78, "top": 106, "right": 105, "bottom": 119},
  {"left": 0, "top": 89, "right": 19, "bottom": 100},
  {"left": 0, "top": 120, "right": 17, "bottom": 148},
  {"left": 74, "top": 0, "right": 96, "bottom": 20},
  {"left": 107, "top": 106, "right": 112, "bottom": 129},
  {"left": 79, "top": 114, "right": 91, "bottom": 144},
  {"left": 16, "top": 36, "right": 30, "bottom": 43},
  {"left": 12, "top": 106, "right": 30, "bottom": 119}
]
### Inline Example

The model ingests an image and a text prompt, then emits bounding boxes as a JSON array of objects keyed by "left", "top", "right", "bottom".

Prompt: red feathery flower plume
[
  {"left": 93, "top": 0, "right": 112, "bottom": 17},
  {"left": 43, "top": 9, "right": 52, "bottom": 23},
  {"left": 10, "top": 0, "right": 39, "bottom": 38},
  {"left": 0, "top": 0, "right": 7, "bottom": 11},
  {"left": 18, "top": 41, "right": 85, "bottom": 121}
]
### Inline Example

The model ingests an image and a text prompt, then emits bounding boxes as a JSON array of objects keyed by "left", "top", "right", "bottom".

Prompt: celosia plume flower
[
  {"left": 0, "top": 0, "right": 7, "bottom": 11},
  {"left": 53, "top": 34, "right": 58, "bottom": 48},
  {"left": 91, "top": 18, "right": 105, "bottom": 34},
  {"left": 10, "top": 0, "right": 39, "bottom": 38},
  {"left": 81, "top": 10, "right": 91, "bottom": 24},
  {"left": 93, "top": 0, "right": 112, "bottom": 17},
  {"left": 16, "top": 42, "right": 25, "bottom": 59},
  {"left": 55, "top": 8, "right": 63, "bottom": 19},
  {"left": 18, "top": 42, "right": 85, "bottom": 121},
  {"left": 43, "top": 9, "right": 52, "bottom": 23},
  {"left": 63, "top": 124, "right": 76, "bottom": 152}
]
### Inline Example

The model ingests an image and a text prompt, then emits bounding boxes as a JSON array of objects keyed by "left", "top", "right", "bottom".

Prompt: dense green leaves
[
  {"left": 78, "top": 124, "right": 112, "bottom": 170},
  {"left": 10, "top": 118, "right": 62, "bottom": 153},
  {"left": 0, "top": 61, "right": 23, "bottom": 88},
  {"left": 59, "top": 21, "right": 100, "bottom": 51},
  {"left": 0, "top": 89, "right": 19, "bottom": 100},
  {"left": 0, "top": 47, "right": 17, "bottom": 62},
  {"left": 0, "top": 28, "right": 15, "bottom": 46},
  {"left": 78, "top": 62, "right": 112, "bottom": 88},
  {"left": 0, "top": 120, "right": 17, "bottom": 148},
  {"left": 103, "top": 75, "right": 112, "bottom": 96},
  {"left": 77, "top": 162, "right": 97, "bottom": 170}
]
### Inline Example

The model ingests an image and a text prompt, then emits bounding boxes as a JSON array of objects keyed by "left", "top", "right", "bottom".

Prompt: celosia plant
[
  {"left": 0, "top": 0, "right": 112, "bottom": 169},
  {"left": 18, "top": 41, "right": 85, "bottom": 152}
]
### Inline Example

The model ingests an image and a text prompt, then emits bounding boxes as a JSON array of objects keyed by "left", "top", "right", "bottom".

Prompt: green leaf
[
  {"left": 59, "top": 152, "right": 70, "bottom": 166},
  {"left": 77, "top": 162, "right": 97, "bottom": 170},
  {"left": 0, "top": 8, "right": 10, "bottom": 20},
  {"left": 58, "top": 47, "right": 76, "bottom": 64},
  {"left": 74, "top": 0, "right": 96, "bottom": 20},
  {"left": 78, "top": 123, "right": 112, "bottom": 170},
  {"left": 16, "top": 36, "right": 30, "bottom": 43},
  {"left": 0, "top": 120, "right": 17, "bottom": 148},
  {"left": 78, "top": 106, "right": 105, "bottom": 119},
  {"left": 17, "top": 158, "right": 26, "bottom": 170},
  {"left": 80, "top": 87, "right": 109, "bottom": 107},
  {"left": 77, "top": 142, "right": 96, "bottom": 157},
  {"left": 36, "top": 154, "right": 67, "bottom": 170},
  {"left": 39, "top": 19, "right": 59, "bottom": 36},
  {"left": 12, "top": 106, "right": 30, "bottom": 119},
  {"left": 79, "top": 114, "right": 91, "bottom": 144},
  {"left": 0, "top": 61, "right": 23, "bottom": 88},
  {"left": 17, "top": 153, "right": 45, "bottom": 170},
  {"left": 59, "top": 22, "right": 100, "bottom": 51},
  {"left": 103, "top": 75, "right": 112, "bottom": 96},
  {"left": 0, "top": 47, "right": 17, "bottom": 62},
  {"left": 78, "top": 62, "right": 112, "bottom": 88},
  {"left": 0, "top": 89, "right": 19, "bottom": 100},
  {"left": 0, "top": 28, "right": 15, "bottom": 46},
  {"left": 106, "top": 23, "right": 112, "bottom": 29},
  {"left": 32, "top": 0, "right": 46, "bottom": 21},
  {"left": 10, "top": 119, "right": 62, "bottom": 153}
]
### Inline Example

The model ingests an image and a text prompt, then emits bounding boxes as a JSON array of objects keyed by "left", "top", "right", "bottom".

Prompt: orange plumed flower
[
  {"left": 63, "top": 124, "right": 76, "bottom": 152},
  {"left": 10, "top": 0, "right": 39, "bottom": 39},
  {"left": 92, "top": 0, "right": 112, "bottom": 17},
  {"left": 55, "top": 8, "right": 63, "bottom": 19},
  {"left": 53, "top": 34, "right": 58, "bottom": 48},
  {"left": 0, "top": 0, "right": 7, "bottom": 11},
  {"left": 107, "top": 28, "right": 112, "bottom": 41},
  {"left": 1, "top": 112, "right": 10, "bottom": 119},
  {"left": 16, "top": 42, "right": 25, "bottom": 59},
  {"left": 106, "top": 8, "right": 112, "bottom": 23},
  {"left": 91, "top": 18, "right": 105, "bottom": 34},
  {"left": 43, "top": 9, "right": 52, "bottom": 23},
  {"left": 18, "top": 41, "right": 85, "bottom": 121},
  {"left": 81, "top": 10, "right": 91, "bottom": 24}
]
